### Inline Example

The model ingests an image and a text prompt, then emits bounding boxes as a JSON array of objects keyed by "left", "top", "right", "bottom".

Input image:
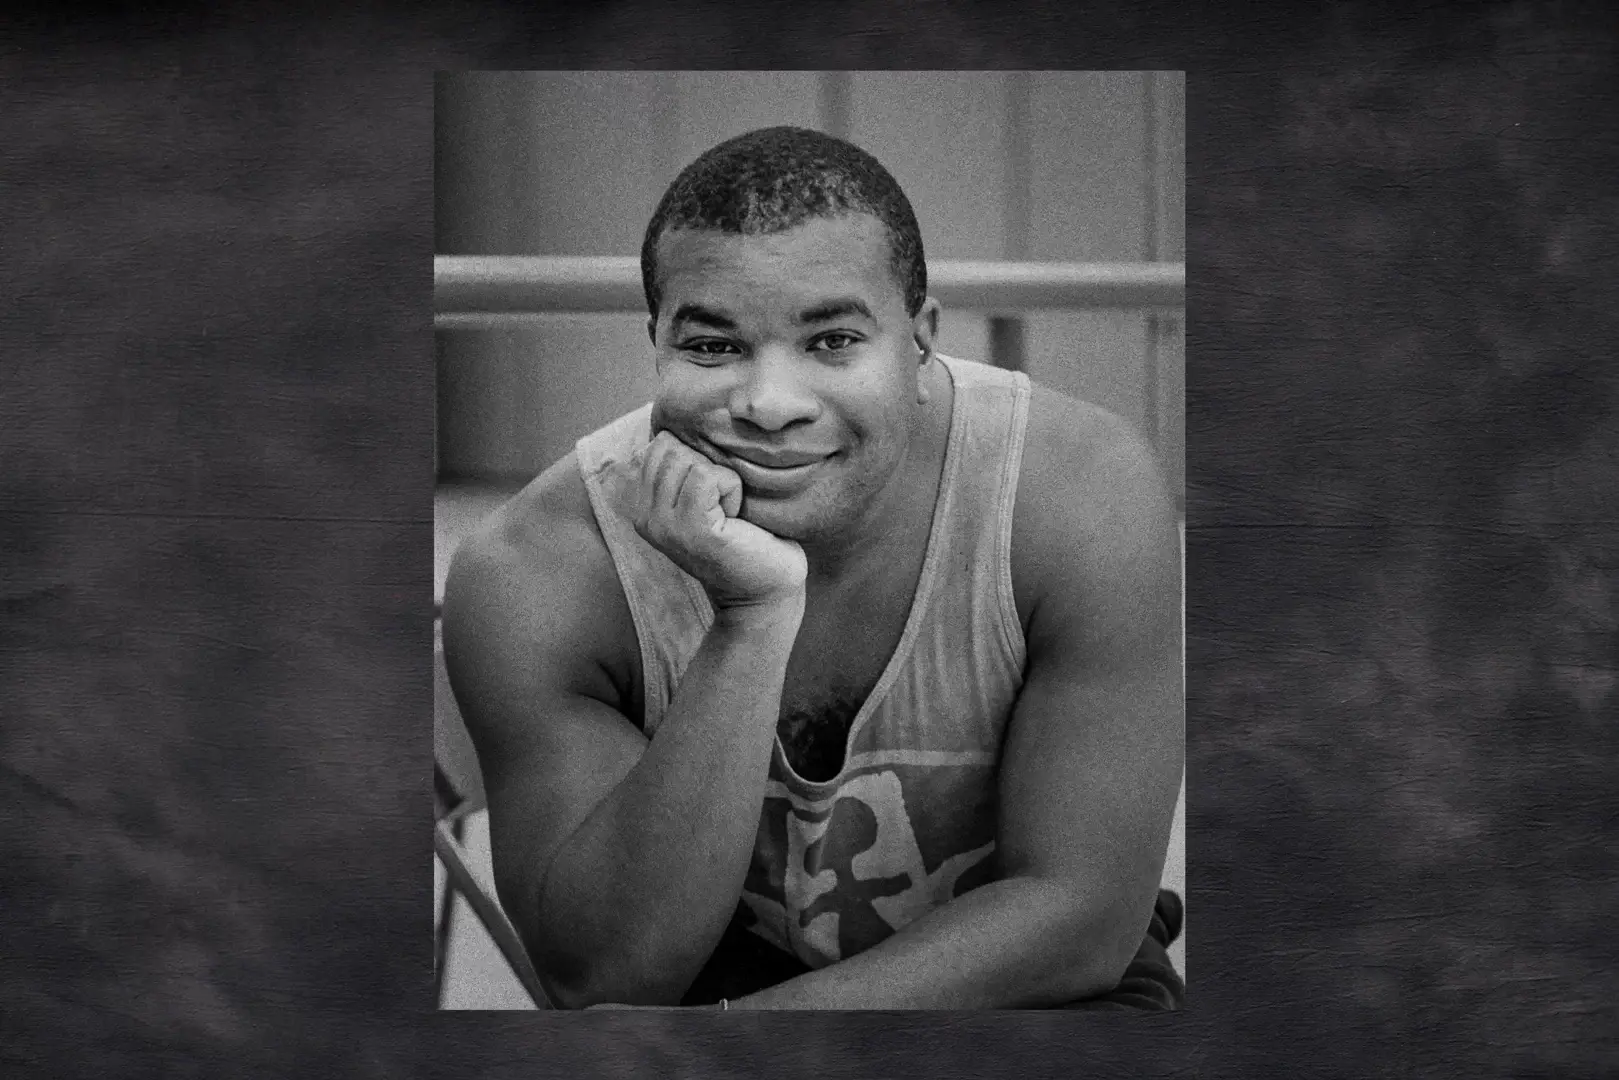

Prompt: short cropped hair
[{"left": 640, "top": 126, "right": 927, "bottom": 321}]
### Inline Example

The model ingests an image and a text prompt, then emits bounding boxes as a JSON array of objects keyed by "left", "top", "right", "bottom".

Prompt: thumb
[{"left": 715, "top": 468, "right": 743, "bottom": 519}]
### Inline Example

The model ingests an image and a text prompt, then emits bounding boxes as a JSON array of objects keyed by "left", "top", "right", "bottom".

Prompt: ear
[{"left": 911, "top": 297, "right": 941, "bottom": 404}]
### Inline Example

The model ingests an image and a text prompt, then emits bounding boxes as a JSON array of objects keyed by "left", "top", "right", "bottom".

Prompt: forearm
[
  {"left": 536, "top": 600, "right": 800, "bottom": 1006},
  {"left": 729, "top": 877, "right": 1131, "bottom": 1010}
]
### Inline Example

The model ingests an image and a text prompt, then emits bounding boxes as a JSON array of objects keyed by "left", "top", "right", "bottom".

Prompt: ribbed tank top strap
[
  {"left": 932, "top": 355, "right": 1032, "bottom": 680},
  {"left": 574, "top": 405, "right": 712, "bottom": 735},
  {"left": 573, "top": 358, "right": 1032, "bottom": 736}
]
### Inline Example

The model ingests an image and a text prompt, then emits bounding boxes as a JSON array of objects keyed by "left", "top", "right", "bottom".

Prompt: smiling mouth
[
  {"left": 712, "top": 444, "right": 833, "bottom": 470},
  {"left": 728, "top": 455, "right": 825, "bottom": 477},
  {"left": 712, "top": 445, "right": 835, "bottom": 490},
  {"left": 732, "top": 454, "right": 825, "bottom": 472}
]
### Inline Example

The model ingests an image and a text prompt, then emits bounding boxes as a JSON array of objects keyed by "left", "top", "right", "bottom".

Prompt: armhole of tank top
[
  {"left": 996, "top": 372, "right": 1032, "bottom": 670},
  {"left": 576, "top": 446, "right": 665, "bottom": 733}
]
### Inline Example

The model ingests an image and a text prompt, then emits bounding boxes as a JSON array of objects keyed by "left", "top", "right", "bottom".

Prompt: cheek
[
  {"left": 653, "top": 367, "right": 724, "bottom": 422},
  {"left": 846, "top": 371, "right": 915, "bottom": 439}
]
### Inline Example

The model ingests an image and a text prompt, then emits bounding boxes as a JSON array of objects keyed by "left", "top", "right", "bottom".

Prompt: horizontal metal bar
[{"left": 434, "top": 255, "right": 1183, "bottom": 320}]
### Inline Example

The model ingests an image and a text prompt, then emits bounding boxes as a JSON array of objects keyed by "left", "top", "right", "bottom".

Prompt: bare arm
[
  {"left": 730, "top": 398, "right": 1184, "bottom": 1009},
  {"left": 442, "top": 447, "right": 806, "bottom": 1009},
  {"left": 538, "top": 601, "right": 799, "bottom": 1008}
]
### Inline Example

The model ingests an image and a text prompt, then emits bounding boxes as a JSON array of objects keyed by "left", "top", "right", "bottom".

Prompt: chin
[{"left": 738, "top": 494, "right": 838, "bottom": 543}]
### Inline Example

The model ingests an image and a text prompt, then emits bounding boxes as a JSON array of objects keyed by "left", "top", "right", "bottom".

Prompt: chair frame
[{"left": 433, "top": 773, "right": 555, "bottom": 1009}]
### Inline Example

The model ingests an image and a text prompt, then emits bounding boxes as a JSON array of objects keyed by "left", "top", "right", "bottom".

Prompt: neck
[{"left": 800, "top": 359, "right": 952, "bottom": 584}]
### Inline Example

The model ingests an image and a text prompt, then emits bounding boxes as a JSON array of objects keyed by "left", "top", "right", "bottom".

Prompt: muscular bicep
[
  {"left": 998, "top": 657, "right": 1182, "bottom": 894},
  {"left": 998, "top": 395, "right": 1183, "bottom": 950},
  {"left": 440, "top": 519, "right": 648, "bottom": 940}
]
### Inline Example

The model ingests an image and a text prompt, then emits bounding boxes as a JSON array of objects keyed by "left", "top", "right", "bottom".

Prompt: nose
[{"left": 729, "top": 347, "right": 820, "bottom": 433}]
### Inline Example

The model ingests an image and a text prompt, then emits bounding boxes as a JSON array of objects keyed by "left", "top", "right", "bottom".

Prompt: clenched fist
[{"left": 599, "top": 431, "right": 807, "bottom": 612}]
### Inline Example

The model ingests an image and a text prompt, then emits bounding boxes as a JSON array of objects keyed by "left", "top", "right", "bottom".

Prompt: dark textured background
[{"left": 3, "top": 3, "right": 1616, "bottom": 1076}]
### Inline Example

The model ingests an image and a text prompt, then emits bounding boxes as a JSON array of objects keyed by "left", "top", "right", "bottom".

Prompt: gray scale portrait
[{"left": 433, "top": 71, "right": 1185, "bottom": 1011}]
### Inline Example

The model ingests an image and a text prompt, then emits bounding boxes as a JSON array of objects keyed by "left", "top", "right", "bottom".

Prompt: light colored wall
[{"left": 434, "top": 71, "right": 1183, "bottom": 503}]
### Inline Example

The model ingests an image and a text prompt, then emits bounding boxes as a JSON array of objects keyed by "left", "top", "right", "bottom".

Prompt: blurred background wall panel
[{"left": 434, "top": 71, "right": 1183, "bottom": 498}]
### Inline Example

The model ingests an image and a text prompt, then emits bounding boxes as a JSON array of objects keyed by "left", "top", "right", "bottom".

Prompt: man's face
[{"left": 647, "top": 213, "right": 935, "bottom": 544}]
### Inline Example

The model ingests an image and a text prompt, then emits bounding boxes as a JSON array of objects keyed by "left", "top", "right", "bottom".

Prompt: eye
[
  {"left": 812, "top": 332, "right": 861, "bottom": 354},
  {"left": 679, "top": 340, "right": 740, "bottom": 363}
]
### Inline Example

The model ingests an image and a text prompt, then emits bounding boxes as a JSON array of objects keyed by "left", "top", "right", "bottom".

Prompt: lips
[
  {"left": 709, "top": 442, "right": 834, "bottom": 494},
  {"left": 716, "top": 444, "right": 831, "bottom": 469}
]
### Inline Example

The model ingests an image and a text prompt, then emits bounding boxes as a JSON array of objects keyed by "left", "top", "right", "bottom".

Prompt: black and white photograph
[
  {"left": 432, "top": 70, "right": 1186, "bottom": 1011},
  {"left": 10, "top": 5, "right": 1619, "bottom": 1075}
]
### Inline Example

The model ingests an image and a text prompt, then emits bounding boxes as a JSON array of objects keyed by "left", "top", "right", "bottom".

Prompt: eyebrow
[
  {"left": 796, "top": 299, "right": 875, "bottom": 325},
  {"left": 669, "top": 304, "right": 738, "bottom": 331},
  {"left": 668, "top": 298, "right": 877, "bottom": 332}
]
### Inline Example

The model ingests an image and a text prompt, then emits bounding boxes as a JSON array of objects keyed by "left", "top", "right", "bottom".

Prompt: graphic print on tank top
[
  {"left": 574, "top": 355, "right": 1032, "bottom": 970},
  {"left": 734, "top": 753, "right": 1003, "bottom": 965}
]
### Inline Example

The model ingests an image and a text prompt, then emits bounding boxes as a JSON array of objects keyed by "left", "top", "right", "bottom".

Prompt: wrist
[{"left": 710, "top": 591, "right": 805, "bottom": 633}]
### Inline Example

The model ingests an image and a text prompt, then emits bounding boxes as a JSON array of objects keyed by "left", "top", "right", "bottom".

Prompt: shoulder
[
  {"left": 1015, "top": 382, "right": 1169, "bottom": 529},
  {"left": 442, "top": 452, "right": 638, "bottom": 713},
  {"left": 447, "top": 451, "right": 604, "bottom": 605},
  {"left": 1010, "top": 382, "right": 1178, "bottom": 644}
]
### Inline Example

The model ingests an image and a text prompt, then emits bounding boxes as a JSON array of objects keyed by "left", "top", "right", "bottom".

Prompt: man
[{"left": 441, "top": 126, "right": 1184, "bottom": 1010}]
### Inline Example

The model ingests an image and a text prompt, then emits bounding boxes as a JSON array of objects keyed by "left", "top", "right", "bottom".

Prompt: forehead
[{"left": 655, "top": 214, "right": 902, "bottom": 315}]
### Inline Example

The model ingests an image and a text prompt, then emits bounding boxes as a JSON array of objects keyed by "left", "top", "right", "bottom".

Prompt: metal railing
[{"left": 434, "top": 256, "right": 1183, "bottom": 326}]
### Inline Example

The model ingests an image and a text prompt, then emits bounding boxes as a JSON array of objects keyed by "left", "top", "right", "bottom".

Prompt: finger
[
  {"left": 650, "top": 430, "right": 708, "bottom": 488},
  {"left": 652, "top": 428, "right": 724, "bottom": 469},
  {"left": 650, "top": 442, "right": 695, "bottom": 514},
  {"left": 649, "top": 429, "right": 686, "bottom": 456},
  {"left": 617, "top": 446, "right": 658, "bottom": 528},
  {"left": 624, "top": 447, "right": 647, "bottom": 493},
  {"left": 635, "top": 440, "right": 661, "bottom": 489},
  {"left": 663, "top": 427, "right": 720, "bottom": 465},
  {"left": 640, "top": 432, "right": 676, "bottom": 493},
  {"left": 715, "top": 466, "right": 743, "bottom": 519},
  {"left": 674, "top": 460, "right": 726, "bottom": 530},
  {"left": 677, "top": 459, "right": 742, "bottom": 519}
]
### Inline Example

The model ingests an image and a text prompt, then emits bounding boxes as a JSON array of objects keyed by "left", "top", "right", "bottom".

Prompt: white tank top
[{"left": 575, "top": 354, "right": 1032, "bottom": 968}]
